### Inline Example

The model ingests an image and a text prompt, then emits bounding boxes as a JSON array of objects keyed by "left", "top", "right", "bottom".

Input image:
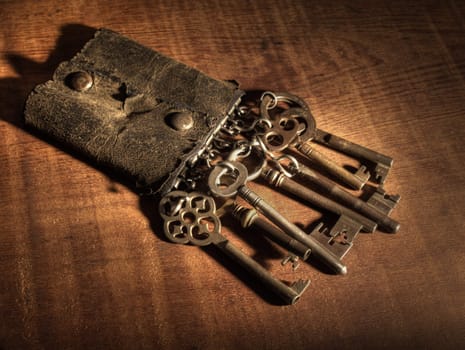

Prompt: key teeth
[
  {"left": 315, "top": 222, "right": 326, "bottom": 234},
  {"left": 387, "top": 193, "right": 401, "bottom": 206},
  {"left": 308, "top": 222, "right": 328, "bottom": 241},
  {"left": 374, "top": 163, "right": 391, "bottom": 184},
  {"left": 281, "top": 254, "right": 300, "bottom": 270},
  {"left": 308, "top": 217, "right": 362, "bottom": 260},
  {"left": 290, "top": 279, "right": 311, "bottom": 304},
  {"left": 367, "top": 186, "right": 401, "bottom": 215},
  {"left": 354, "top": 165, "right": 371, "bottom": 185}
]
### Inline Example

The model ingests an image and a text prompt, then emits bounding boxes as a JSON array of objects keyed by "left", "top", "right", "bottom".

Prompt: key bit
[
  {"left": 354, "top": 165, "right": 371, "bottom": 186},
  {"left": 367, "top": 186, "right": 401, "bottom": 216},
  {"left": 309, "top": 216, "right": 362, "bottom": 260},
  {"left": 281, "top": 254, "right": 300, "bottom": 270}
]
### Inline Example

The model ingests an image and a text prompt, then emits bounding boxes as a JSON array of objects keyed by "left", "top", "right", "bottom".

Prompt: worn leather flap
[{"left": 25, "top": 28, "right": 243, "bottom": 192}]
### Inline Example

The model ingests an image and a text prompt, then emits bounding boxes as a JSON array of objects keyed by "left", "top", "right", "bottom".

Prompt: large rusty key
[{"left": 208, "top": 160, "right": 347, "bottom": 275}]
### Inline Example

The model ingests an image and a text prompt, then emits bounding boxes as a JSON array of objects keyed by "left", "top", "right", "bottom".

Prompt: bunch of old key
[{"left": 158, "top": 91, "right": 400, "bottom": 304}]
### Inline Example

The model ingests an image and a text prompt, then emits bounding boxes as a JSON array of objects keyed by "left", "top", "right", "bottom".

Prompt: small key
[
  {"left": 314, "top": 129, "right": 393, "bottom": 184},
  {"left": 308, "top": 216, "right": 362, "bottom": 260},
  {"left": 296, "top": 142, "right": 370, "bottom": 190},
  {"left": 208, "top": 160, "right": 347, "bottom": 275},
  {"left": 159, "top": 190, "right": 310, "bottom": 305},
  {"left": 259, "top": 93, "right": 369, "bottom": 190}
]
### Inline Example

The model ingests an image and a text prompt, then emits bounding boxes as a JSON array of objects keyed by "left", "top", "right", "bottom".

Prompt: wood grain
[{"left": 1, "top": 0, "right": 464, "bottom": 349}]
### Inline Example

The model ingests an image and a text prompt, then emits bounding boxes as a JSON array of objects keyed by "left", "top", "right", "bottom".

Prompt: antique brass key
[{"left": 159, "top": 190, "right": 310, "bottom": 304}]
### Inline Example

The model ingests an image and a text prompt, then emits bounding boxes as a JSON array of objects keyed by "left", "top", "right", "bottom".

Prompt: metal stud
[
  {"left": 68, "top": 71, "right": 93, "bottom": 92},
  {"left": 166, "top": 111, "right": 194, "bottom": 131}
]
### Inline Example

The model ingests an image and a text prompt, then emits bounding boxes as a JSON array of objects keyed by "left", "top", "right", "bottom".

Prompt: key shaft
[
  {"left": 296, "top": 142, "right": 367, "bottom": 190},
  {"left": 263, "top": 168, "right": 378, "bottom": 233},
  {"left": 237, "top": 185, "right": 347, "bottom": 275},
  {"left": 159, "top": 190, "right": 310, "bottom": 305},
  {"left": 233, "top": 205, "right": 311, "bottom": 260},
  {"left": 315, "top": 129, "right": 393, "bottom": 167},
  {"left": 293, "top": 164, "right": 400, "bottom": 233},
  {"left": 213, "top": 235, "right": 310, "bottom": 305}
]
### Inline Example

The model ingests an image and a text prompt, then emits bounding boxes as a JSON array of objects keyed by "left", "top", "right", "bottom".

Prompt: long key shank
[
  {"left": 262, "top": 168, "right": 378, "bottom": 233},
  {"left": 159, "top": 190, "right": 310, "bottom": 305},
  {"left": 296, "top": 142, "right": 368, "bottom": 190},
  {"left": 209, "top": 161, "right": 347, "bottom": 275},
  {"left": 314, "top": 129, "right": 393, "bottom": 184},
  {"left": 237, "top": 185, "right": 348, "bottom": 275},
  {"left": 292, "top": 163, "right": 400, "bottom": 233}
]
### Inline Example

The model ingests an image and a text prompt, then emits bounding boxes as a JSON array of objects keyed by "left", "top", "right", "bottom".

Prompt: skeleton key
[
  {"left": 287, "top": 163, "right": 400, "bottom": 233},
  {"left": 261, "top": 167, "right": 377, "bottom": 233},
  {"left": 208, "top": 160, "right": 347, "bottom": 275},
  {"left": 159, "top": 190, "right": 310, "bottom": 305},
  {"left": 260, "top": 92, "right": 370, "bottom": 190},
  {"left": 314, "top": 129, "right": 393, "bottom": 184}
]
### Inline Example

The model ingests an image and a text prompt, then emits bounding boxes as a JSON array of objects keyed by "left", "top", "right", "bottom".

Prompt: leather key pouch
[{"left": 24, "top": 28, "right": 243, "bottom": 194}]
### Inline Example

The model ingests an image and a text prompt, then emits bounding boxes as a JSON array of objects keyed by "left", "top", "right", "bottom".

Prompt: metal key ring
[
  {"left": 260, "top": 91, "right": 278, "bottom": 109},
  {"left": 227, "top": 144, "right": 267, "bottom": 181},
  {"left": 208, "top": 161, "right": 249, "bottom": 198},
  {"left": 260, "top": 91, "right": 310, "bottom": 115},
  {"left": 227, "top": 143, "right": 252, "bottom": 161},
  {"left": 268, "top": 154, "right": 300, "bottom": 178}
]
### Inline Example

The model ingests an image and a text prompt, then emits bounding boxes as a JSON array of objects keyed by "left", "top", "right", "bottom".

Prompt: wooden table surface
[{"left": 1, "top": 1, "right": 464, "bottom": 349}]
